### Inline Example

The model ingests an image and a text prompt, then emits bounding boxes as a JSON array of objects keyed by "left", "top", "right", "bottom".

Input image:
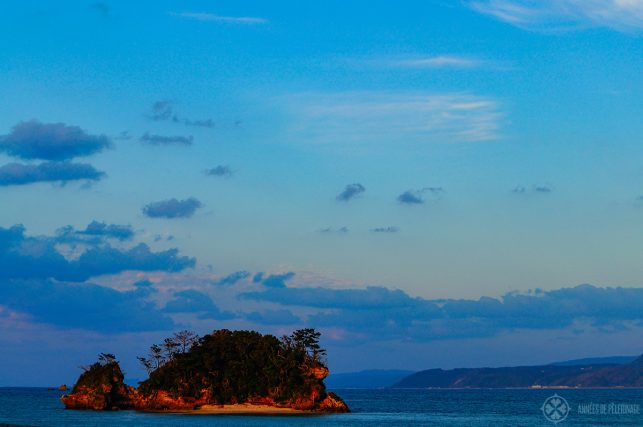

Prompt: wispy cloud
[
  {"left": 285, "top": 92, "right": 503, "bottom": 144},
  {"left": 245, "top": 309, "right": 300, "bottom": 325},
  {"left": 249, "top": 272, "right": 296, "bottom": 288},
  {"left": 242, "top": 284, "right": 643, "bottom": 341},
  {"left": 0, "top": 279, "right": 174, "bottom": 333},
  {"left": 397, "top": 187, "right": 444, "bottom": 205},
  {"left": 262, "top": 272, "right": 296, "bottom": 288},
  {"left": 163, "top": 289, "right": 235, "bottom": 320},
  {"left": 205, "top": 165, "right": 233, "bottom": 178},
  {"left": 512, "top": 185, "right": 553, "bottom": 194},
  {"left": 470, "top": 0, "right": 643, "bottom": 32},
  {"left": 534, "top": 186, "right": 552, "bottom": 193},
  {"left": 0, "top": 224, "right": 195, "bottom": 283},
  {"left": 371, "top": 226, "right": 400, "bottom": 233},
  {"left": 183, "top": 118, "right": 214, "bottom": 128},
  {"left": 140, "top": 133, "right": 193, "bottom": 146},
  {"left": 149, "top": 100, "right": 174, "bottom": 121},
  {"left": 147, "top": 100, "right": 214, "bottom": 129},
  {"left": 319, "top": 226, "right": 349, "bottom": 234},
  {"left": 91, "top": 2, "right": 110, "bottom": 18},
  {"left": 389, "top": 55, "right": 484, "bottom": 69},
  {"left": 0, "top": 162, "right": 104, "bottom": 186},
  {"left": 171, "top": 12, "right": 267, "bottom": 24},
  {"left": 213, "top": 271, "right": 250, "bottom": 286},
  {"left": 142, "top": 197, "right": 203, "bottom": 219},
  {"left": 55, "top": 221, "right": 134, "bottom": 243},
  {"left": 397, "top": 191, "right": 423, "bottom": 204},
  {"left": 0, "top": 120, "right": 111, "bottom": 161},
  {"left": 336, "top": 183, "right": 366, "bottom": 202}
]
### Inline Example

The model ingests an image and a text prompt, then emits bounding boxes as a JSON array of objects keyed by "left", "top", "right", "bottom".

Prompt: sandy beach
[{"left": 151, "top": 403, "right": 314, "bottom": 415}]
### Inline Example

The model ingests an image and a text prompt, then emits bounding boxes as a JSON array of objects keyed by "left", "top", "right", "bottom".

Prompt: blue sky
[{"left": 1, "top": 1, "right": 643, "bottom": 385}]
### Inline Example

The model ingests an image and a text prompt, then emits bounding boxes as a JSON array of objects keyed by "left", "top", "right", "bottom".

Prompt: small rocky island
[{"left": 61, "top": 328, "right": 349, "bottom": 414}]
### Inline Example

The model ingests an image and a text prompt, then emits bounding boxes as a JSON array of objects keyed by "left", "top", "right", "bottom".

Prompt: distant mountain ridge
[
  {"left": 326, "top": 370, "right": 415, "bottom": 389},
  {"left": 549, "top": 356, "right": 637, "bottom": 366},
  {"left": 394, "top": 354, "right": 643, "bottom": 389}
]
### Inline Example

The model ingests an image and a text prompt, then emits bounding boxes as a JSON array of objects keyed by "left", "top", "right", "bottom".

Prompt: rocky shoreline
[
  {"left": 62, "top": 385, "right": 349, "bottom": 414},
  {"left": 61, "top": 329, "right": 350, "bottom": 414}
]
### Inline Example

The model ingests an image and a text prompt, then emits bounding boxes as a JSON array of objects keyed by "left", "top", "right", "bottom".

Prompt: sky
[{"left": 0, "top": 0, "right": 643, "bottom": 386}]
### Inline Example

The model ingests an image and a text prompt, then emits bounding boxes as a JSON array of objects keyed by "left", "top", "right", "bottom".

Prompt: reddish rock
[
  {"left": 318, "top": 392, "right": 350, "bottom": 413},
  {"left": 131, "top": 390, "right": 198, "bottom": 411},
  {"left": 310, "top": 365, "right": 330, "bottom": 380},
  {"left": 62, "top": 331, "right": 350, "bottom": 413},
  {"left": 62, "top": 383, "right": 137, "bottom": 410},
  {"left": 61, "top": 359, "right": 136, "bottom": 410}
]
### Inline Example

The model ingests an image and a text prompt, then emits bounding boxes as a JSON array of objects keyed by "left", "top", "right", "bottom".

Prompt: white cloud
[
  {"left": 283, "top": 92, "right": 504, "bottom": 144},
  {"left": 470, "top": 0, "right": 643, "bottom": 32},
  {"left": 358, "top": 55, "right": 509, "bottom": 71},
  {"left": 393, "top": 55, "right": 484, "bottom": 68},
  {"left": 171, "top": 12, "right": 267, "bottom": 24}
]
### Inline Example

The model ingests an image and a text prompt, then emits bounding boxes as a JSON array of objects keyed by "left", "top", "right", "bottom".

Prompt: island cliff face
[
  {"left": 61, "top": 329, "right": 349, "bottom": 413},
  {"left": 61, "top": 354, "right": 136, "bottom": 410}
]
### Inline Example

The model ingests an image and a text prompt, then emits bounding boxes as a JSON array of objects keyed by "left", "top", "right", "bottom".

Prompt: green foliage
[
  {"left": 290, "top": 328, "right": 326, "bottom": 362},
  {"left": 138, "top": 328, "right": 327, "bottom": 405},
  {"left": 73, "top": 354, "right": 124, "bottom": 393},
  {"left": 98, "top": 353, "right": 116, "bottom": 365},
  {"left": 137, "top": 330, "right": 199, "bottom": 373}
]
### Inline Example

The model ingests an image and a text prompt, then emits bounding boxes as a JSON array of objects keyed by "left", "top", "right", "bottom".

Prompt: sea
[{"left": 0, "top": 388, "right": 642, "bottom": 426}]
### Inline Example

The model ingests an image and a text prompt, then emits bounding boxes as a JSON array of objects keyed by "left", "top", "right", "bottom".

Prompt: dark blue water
[{"left": 0, "top": 388, "right": 641, "bottom": 426}]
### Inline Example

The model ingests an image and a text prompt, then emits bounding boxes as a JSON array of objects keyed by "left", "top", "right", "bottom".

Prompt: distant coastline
[{"left": 393, "top": 354, "right": 643, "bottom": 389}]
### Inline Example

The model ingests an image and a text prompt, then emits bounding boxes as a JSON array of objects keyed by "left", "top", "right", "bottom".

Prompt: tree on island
[
  {"left": 137, "top": 328, "right": 330, "bottom": 406},
  {"left": 173, "top": 330, "right": 199, "bottom": 353},
  {"left": 137, "top": 330, "right": 200, "bottom": 374},
  {"left": 289, "top": 328, "right": 326, "bottom": 364},
  {"left": 62, "top": 328, "right": 349, "bottom": 413},
  {"left": 97, "top": 353, "right": 117, "bottom": 365},
  {"left": 64, "top": 353, "right": 136, "bottom": 410}
]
